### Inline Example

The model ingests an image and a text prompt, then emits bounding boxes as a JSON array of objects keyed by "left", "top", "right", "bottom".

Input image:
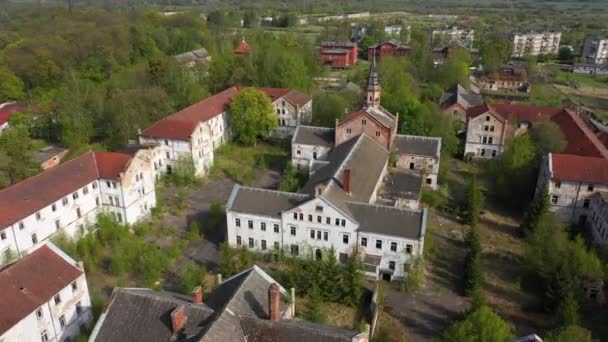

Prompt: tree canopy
[
  {"left": 441, "top": 306, "right": 514, "bottom": 342},
  {"left": 229, "top": 88, "right": 277, "bottom": 145}
]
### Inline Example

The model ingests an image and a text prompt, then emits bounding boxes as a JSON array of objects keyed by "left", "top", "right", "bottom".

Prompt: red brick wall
[{"left": 336, "top": 112, "right": 391, "bottom": 149}]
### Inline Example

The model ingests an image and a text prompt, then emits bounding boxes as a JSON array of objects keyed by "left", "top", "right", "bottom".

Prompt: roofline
[
  {"left": 394, "top": 134, "right": 443, "bottom": 158},
  {"left": 420, "top": 208, "right": 428, "bottom": 241},
  {"left": 338, "top": 107, "right": 395, "bottom": 130},
  {"left": 226, "top": 184, "right": 240, "bottom": 211}
]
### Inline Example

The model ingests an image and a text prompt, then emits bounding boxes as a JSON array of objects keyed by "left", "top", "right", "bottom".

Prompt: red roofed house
[
  {"left": 536, "top": 153, "right": 608, "bottom": 233},
  {"left": 0, "top": 147, "right": 160, "bottom": 259},
  {"left": 320, "top": 41, "right": 358, "bottom": 68},
  {"left": 0, "top": 243, "right": 92, "bottom": 342},
  {"left": 139, "top": 86, "right": 312, "bottom": 176},
  {"left": 367, "top": 40, "right": 410, "bottom": 61},
  {"left": 0, "top": 102, "right": 31, "bottom": 133},
  {"left": 234, "top": 39, "right": 251, "bottom": 55},
  {"left": 464, "top": 103, "right": 565, "bottom": 159}
]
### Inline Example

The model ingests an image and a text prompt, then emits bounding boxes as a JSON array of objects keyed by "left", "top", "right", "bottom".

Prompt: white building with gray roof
[{"left": 226, "top": 134, "right": 428, "bottom": 281}]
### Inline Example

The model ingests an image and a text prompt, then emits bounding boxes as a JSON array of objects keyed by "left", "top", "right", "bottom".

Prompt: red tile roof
[
  {"left": 140, "top": 86, "right": 311, "bottom": 141},
  {"left": 140, "top": 87, "right": 240, "bottom": 140},
  {"left": 465, "top": 103, "right": 561, "bottom": 122},
  {"left": 551, "top": 153, "right": 608, "bottom": 184},
  {"left": 0, "top": 151, "right": 134, "bottom": 229},
  {"left": 0, "top": 102, "right": 32, "bottom": 125},
  {"left": 0, "top": 245, "right": 82, "bottom": 335},
  {"left": 550, "top": 109, "right": 608, "bottom": 158},
  {"left": 234, "top": 40, "right": 251, "bottom": 54}
]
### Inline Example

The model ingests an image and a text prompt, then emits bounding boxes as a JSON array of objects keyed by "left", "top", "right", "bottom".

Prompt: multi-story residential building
[
  {"left": 574, "top": 63, "right": 608, "bottom": 76},
  {"left": 582, "top": 37, "right": 608, "bottom": 65},
  {"left": 320, "top": 41, "right": 358, "bottom": 68},
  {"left": 90, "top": 265, "right": 369, "bottom": 342},
  {"left": 430, "top": 27, "right": 475, "bottom": 48},
  {"left": 510, "top": 31, "right": 561, "bottom": 57},
  {"left": 139, "top": 86, "right": 312, "bottom": 176},
  {"left": 463, "top": 104, "right": 608, "bottom": 159},
  {"left": 0, "top": 243, "right": 92, "bottom": 342},
  {"left": 226, "top": 135, "right": 428, "bottom": 281},
  {"left": 536, "top": 153, "right": 608, "bottom": 228},
  {"left": 384, "top": 25, "right": 402, "bottom": 38},
  {"left": 0, "top": 148, "right": 158, "bottom": 261}
]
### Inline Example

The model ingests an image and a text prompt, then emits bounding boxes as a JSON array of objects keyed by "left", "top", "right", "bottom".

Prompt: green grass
[
  {"left": 551, "top": 70, "right": 608, "bottom": 89},
  {"left": 209, "top": 141, "right": 288, "bottom": 185}
]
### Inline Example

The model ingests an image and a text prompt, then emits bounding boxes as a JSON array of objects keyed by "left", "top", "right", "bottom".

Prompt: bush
[
  {"left": 278, "top": 162, "right": 308, "bottom": 192},
  {"left": 169, "top": 155, "right": 198, "bottom": 186},
  {"left": 303, "top": 283, "right": 326, "bottom": 323},
  {"left": 421, "top": 190, "right": 448, "bottom": 209},
  {"left": 206, "top": 201, "right": 225, "bottom": 234},
  {"left": 178, "top": 261, "right": 207, "bottom": 295}
]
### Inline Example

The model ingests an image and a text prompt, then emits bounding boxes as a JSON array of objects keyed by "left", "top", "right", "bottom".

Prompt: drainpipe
[
  {"left": 46, "top": 301, "right": 60, "bottom": 340},
  {"left": 572, "top": 182, "right": 582, "bottom": 223},
  {"left": 9, "top": 225, "right": 21, "bottom": 258}
]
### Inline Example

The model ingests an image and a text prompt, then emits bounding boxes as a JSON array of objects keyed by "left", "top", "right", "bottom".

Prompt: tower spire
[{"left": 366, "top": 52, "right": 381, "bottom": 108}]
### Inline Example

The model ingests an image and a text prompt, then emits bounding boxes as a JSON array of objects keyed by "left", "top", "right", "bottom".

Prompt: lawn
[{"left": 209, "top": 141, "right": 289, "bottom": 186}]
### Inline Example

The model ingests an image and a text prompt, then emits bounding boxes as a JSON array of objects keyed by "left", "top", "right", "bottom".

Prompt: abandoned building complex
[
  {"left": 139, "top": 86, "right": 312, "bottom": 176},
  {"left": 90, "top": 265, "right": 369, "bottom": 342},
  {"left": 225, "top": 59, "right": 440, "bottom": 282},
  {"left": 0, "top": 148, "right": 159, "bottom": 262}
]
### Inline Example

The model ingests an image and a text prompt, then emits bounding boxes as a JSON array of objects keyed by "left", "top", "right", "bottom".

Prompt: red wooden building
[
  {"left": 367, "top": 40, "right": 410, "bottom": 61},
  {"left": 320, "top": 41, "right": 358, "bottom": 68}
]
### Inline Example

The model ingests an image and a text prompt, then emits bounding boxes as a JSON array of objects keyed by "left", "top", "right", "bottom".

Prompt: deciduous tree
[
  {"left": 441, "top": 306, "right": 514, "bottom": 342},
  {"left": 229, "top": 88, "right": 276, "bottom": 145}
]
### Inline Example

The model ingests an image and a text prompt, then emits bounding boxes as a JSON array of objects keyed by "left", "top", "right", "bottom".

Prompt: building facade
[
  {"left": 291, "top": 126, "right": 335, "bottom": 168},
  {"left": 367, "top": 40, "right": 410, "bottom": 61},
  {"left": 393, "top": 135, "right": 442, "bottom": 189},
  {"left": 430, "top": 27, "right": 475, "bottom": 48},
  {"left": 139, "top": 86, "right": 312, "bottom": 176},
  {"left": 511, "top": 31, "right": 561, "bottom": 57},
  {"left": 0, "top": 243, "right": 92, "bottom": 342},
  {"left": 461, "top": 104, "right": 594, "bottom": 159},
  {"left": 0, "top": 149, "right": 158, "bottom": 262},
  {"left": 536, "top": 153, "right": 608, "bottom": 229},
  {"left": 320, "top": 41, "right": 358, "bottom": 68},
  {"left": 582, "top": 37, "right": 608, "bottom": 65}
]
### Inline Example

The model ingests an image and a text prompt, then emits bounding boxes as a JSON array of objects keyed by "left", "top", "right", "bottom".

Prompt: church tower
[{"left": 366, "top": 53, "right": 381, "bottom": 108}]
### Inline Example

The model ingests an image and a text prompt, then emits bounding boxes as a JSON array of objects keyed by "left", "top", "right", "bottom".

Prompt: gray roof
[
  {"left": 365, "top": 106, "right": 396, "bottom": 128},
  {"left": 205, "top": 266, "right": 291, "bottom": 319},
  {"left": 302, "top": 134, "right": 389, "bottom": 218},
  {"left": 90, "top": 288, "right": 215, "bottom": 342},
  {"left": 33, "top": 146, "right": 68, "bottom": 163},
  {"left": 323, "top": 48, "right": 349, "bottom": 54},
  {"left": 227, "top": 186, "right": 310, "bottom": 218},
  {"left": 382, "top": 170, "right": 422, "bottom": 201},
  {"left": 174, "top": 48, "right": 210, "bottom": 65},
  {"left": 92, "top": 266, "right": 360, "bottom": 342},
  {"left": 293, "top": 126, "right": 335, "bottom": 147},
  {"left": 393, "top": 134, "right": 441, "bottom": 158},
  {"left": 321, "top": 41, "right": 357, "bottom": 47},
  {"left": 439, "top": 84, "right": 482, "bottom": 109},
  {"left": 240, "top": 316, "right": 359, "bottom": 342},
  {"left": 368, "top": 39, "right": 410, "bottom": 49},
  {"left": 347, "top": 203, "right": 427, "bottom": 240}
]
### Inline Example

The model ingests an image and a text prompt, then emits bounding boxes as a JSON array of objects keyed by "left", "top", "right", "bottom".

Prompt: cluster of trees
[
  {"left": 273, "top": 248, "right": 365, "bottom": 308},
  {"left": 489, "top": 120, "right": 566, "bottom": 210},
  {"left": 524, "top": 212, "right": 603, "bottom": 327},
  {"left": 229, "top": 88, "right": 277, "bottom": 145}
]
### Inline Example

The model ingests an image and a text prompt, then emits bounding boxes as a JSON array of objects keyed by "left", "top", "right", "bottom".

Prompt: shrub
[{"left": 178, "top": 261, "right": 207, "bottom": 295}]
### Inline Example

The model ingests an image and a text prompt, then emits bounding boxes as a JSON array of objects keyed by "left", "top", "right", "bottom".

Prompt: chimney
[
  {"left": 170, "top": 305, "right": 187, "bottom": 333},
  {"left": 268, "top": 283, "right": 281, "bottom": 321},
  {"left": 343, "top": 168, "right": 352, "bottom": 194},
  {"left": 192, "top": 286, "right": 203, "bottom": 304}
]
